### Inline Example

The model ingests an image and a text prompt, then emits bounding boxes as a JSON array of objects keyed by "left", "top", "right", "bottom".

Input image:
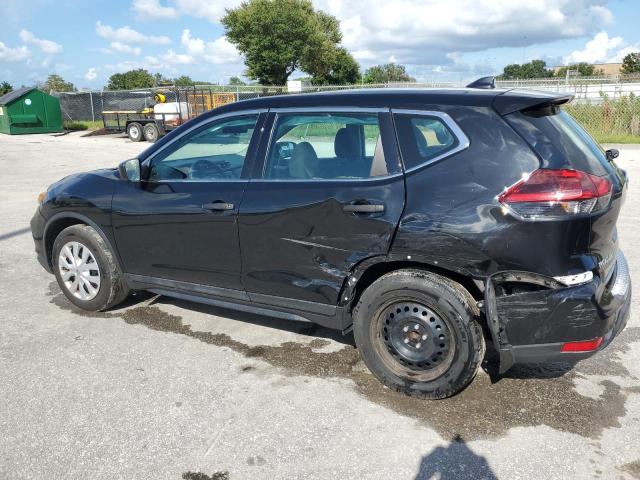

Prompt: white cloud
[
  {"left": 110, "top": 41, "right": 142, "bottom": 56},
  {"left": 313, "top": 0, "right": 613, "bottom": 66},
  {"left": 19, "top": 29, "right": 63, "bottom": 54},
  {"left": 104, "top": 59, "right": 177, "bottom": 74},
  {"left": 609, "top": 44, "right": 640, "bottom": 63},
  {"left": 563, "top": 31, "right": 623, "bottom": 64},
  {"left": 203, "top": 37, "right": 240, "bottom": 64},
  {"left": 84, "top": 67, "right": 98, "bottom": 81},
  {"left": 0, "top": 41, "right": 30, "bottom": 61},
  {"left": 132, "top": 0, "right": 178, "bottom": 19},
  {"left": 172, "top": 0, "right": 237, "bottom": 23},
  {"left": 181, "top": 29, "right": 205, "bottom": 55},
  {"left": 127, "top": 1, "right": 614, "bottom": 69},
  {"left": 95, "top": 21, "right": 171, "bottom": 45},
  {"left": 161, "top": 29, "right": 240, "bottom": 66},
  {"left": 163, "top": 49, "right": 194, "bottom": 64},
  {"left": 563, "top": 31, "right": 640, "bottom": 64}
]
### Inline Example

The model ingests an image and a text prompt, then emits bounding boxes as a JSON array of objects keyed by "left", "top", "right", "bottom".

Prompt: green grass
[
  {"left": 63, "top": 120, "right": 103, "bottom": 131},
  {"left": 592, "top": 133, "right": 640, "bottom": 144},
  {"left": 565, "top": 94, "right": 640, "bottom": 145}
]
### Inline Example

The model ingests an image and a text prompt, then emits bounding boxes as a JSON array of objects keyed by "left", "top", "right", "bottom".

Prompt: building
[{"left": 552, "top": 63, "right": 623, "bottom": 76}]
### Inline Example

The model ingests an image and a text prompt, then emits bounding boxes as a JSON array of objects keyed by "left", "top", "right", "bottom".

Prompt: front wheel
[
  {"left": 353, "top": 269, "right": 485, "bottom": 399},
  {"left": 52, "top": 224, "right": 129, "bottom": 311}
]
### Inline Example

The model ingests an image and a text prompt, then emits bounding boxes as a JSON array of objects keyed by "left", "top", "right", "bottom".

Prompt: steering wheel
[{"left": 191, "top": 159, "right": 232, "bottom": 179}]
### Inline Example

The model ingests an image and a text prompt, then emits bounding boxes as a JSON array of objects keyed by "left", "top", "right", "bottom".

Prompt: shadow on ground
[
  {"left": 415, "top": 435, "right": 497, "bottom": 480},
  {"left": 48, "top": 282, "right": 639, "bottom": 441}
]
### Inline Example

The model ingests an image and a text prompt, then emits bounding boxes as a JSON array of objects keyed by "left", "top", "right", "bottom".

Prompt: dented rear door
[{"left": 237, "top": 109, "right": 404, "bottom": 307}]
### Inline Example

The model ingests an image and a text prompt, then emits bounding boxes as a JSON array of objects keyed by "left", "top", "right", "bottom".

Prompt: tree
[
  {"left": 42, "top": 74, "right": 75, "bottom": 92},
  {"left": 498, "top": 60, "right": 553, "bottom": 79},
  {"left": 621, "top": 52, "right": 640, "bottom": 74},
  {"left": 362, "top": 63, "right": 415, "bottom": 84},
  {"left": 222, "top": 0, "right": 345, "bottom": 85},
  {"left": 228, "top": 76, "right": 246, "bottom": 86},
  {"left": 555, "top": 63, "right": 603, "bottom": 77},
  {"left": 310, "top": 47, "right": 360, "bottom": 85},
  {"left": 173, "top": 75, "right": 195, "bottom": 87},
  {"left": 107, "top": 69, "right": 155, "bottom": 90},
  {"left": 0, "top": 81, "right": 12, "bottom": 96}
]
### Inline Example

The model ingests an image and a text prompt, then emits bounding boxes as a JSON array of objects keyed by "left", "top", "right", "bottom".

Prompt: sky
[{"left": 1, "top": 0, "right": 639, "bottom": 89}]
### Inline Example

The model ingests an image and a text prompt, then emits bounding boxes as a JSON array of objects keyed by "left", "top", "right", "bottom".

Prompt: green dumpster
[{"left": 0, "top": 87, "right": 64, "bottom": 135}]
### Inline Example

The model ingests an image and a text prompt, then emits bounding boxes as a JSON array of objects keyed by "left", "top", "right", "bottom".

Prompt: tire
[
  {"left": 52, "top": 224, "right": 129, "bottom": 311},
  {"left": 127, "top": 122, "right": 143, "bottom": 142},
  {"left": 353, "top": 269, "right": 485, "bottom": 399},
  {"left": 143, "top": 122, "right": 160, "bottom": 143}
]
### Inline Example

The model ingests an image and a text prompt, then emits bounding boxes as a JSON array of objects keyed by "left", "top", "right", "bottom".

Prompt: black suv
[{"left": 31, "top": 80, "right": 631, "bottom": 398}]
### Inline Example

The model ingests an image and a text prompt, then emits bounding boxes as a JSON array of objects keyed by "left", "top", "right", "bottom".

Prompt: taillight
[
  {"left": 560, "top": 337, "right": 603, "bottom": 352},
  {"left": 499, "top": 169, "right": 612, "bottom": 220}
]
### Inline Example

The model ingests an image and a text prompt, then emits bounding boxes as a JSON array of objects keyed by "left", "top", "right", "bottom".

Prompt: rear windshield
[{"left": 506, "top": 109, "right": 611, "bottom": 177}]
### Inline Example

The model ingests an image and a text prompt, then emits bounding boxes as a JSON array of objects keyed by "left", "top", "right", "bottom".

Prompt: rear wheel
[
  {"left": 127, "top": 122, "right": 143, "bottom": 142},
  {"left": 52, "top": 225, "right": 129, "bottom": 311},
  {"left": 353, "top": 269, "right": 484, "bottom": 399},
  {"left": 143, "top": 122, "right": 160, "bottom": 143}
]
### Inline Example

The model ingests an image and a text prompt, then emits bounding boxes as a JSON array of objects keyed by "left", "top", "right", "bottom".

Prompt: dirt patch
[
  {"left": 621, "top": 460, "right": 640, "bottom": 479},
  {"left": 182, "top": 472, "right": 229, "bottom": 480},
  {"left": 49, "top": 282, "right": 634, "bottom": 440}
]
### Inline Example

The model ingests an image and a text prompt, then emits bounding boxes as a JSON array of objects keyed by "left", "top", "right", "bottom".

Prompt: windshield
[{"left": 507, "top": 109, "right": 612, "bottom": 177}]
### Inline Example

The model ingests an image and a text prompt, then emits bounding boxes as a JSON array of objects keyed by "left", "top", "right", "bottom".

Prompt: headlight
[{"left": 37, "top": 191, "right": 46, "bottom": 204}]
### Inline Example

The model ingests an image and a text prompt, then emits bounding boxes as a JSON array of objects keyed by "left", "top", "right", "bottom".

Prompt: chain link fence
[{"left": 53, "top": 75, "right": 640, "bottom": 142}]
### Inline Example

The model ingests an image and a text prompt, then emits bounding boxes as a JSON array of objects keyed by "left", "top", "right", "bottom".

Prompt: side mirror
[
  {"left": 605, "top": 148, "right": 619, "bottom": 162},
  {"left": 118, "top": 158, "right": 141, "bottom": 182}
]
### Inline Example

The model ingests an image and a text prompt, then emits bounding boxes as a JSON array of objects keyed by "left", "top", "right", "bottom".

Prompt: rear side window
[
  {"left": 264, "top": 113, "right": 388, "bottom": 180},
  {"left": 506, "top": 109, "right": 611, "bottom": 177},
  {"left": 394, "top": 114, "right": 458, "bottom": 170}
]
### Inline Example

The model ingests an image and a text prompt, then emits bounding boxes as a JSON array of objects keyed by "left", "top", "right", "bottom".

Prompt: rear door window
[
  {"left": 394, "top": 114, "right": 459, "bottom": 170},
  {"left": 506, "top": 109, "right": 612, "bottom": 177},
  {"left": 263, "top": 113, "right": 388, "bottom": 180}
]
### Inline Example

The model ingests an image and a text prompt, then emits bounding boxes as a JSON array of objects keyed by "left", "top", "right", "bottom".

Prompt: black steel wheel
[
  {"left": 353, "top": 269, "right": 485, "bottom": 399},
  {"left": 376, "top": 301, "right": 455, "bottom": 382}
]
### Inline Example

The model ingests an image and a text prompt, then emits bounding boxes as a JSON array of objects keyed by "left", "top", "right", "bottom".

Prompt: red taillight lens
[
  {"left": 499, "top": 169, "right": 612, "bottom": 220},
  {"left": 560, "top": 337, "right": 603, "bottom": 352}
]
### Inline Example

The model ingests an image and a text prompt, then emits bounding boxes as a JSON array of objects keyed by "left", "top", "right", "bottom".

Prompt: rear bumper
[{"left": 487, "top": 250, "right": 631, "bottom": 372}]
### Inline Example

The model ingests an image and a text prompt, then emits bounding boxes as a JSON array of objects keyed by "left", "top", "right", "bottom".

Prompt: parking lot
[{"left": 1, "top": 131, "right": 639, "bottom": 479}]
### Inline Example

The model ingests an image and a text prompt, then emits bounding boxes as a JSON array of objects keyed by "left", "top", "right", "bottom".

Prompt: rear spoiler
[{"left": 492, "top": 90, "right": 574, "bottom": 116}]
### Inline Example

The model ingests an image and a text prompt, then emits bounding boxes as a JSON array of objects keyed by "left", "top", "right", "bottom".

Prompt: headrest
[
  {"left": 334, "top": 127, "right": 360, "bottom": 159},
  {"left": 289, "top": 141, "right": 318, "bottom": 178}
]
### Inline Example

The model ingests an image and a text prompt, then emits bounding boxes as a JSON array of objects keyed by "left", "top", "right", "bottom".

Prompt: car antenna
[{"left": 466, "top": 76, "right": 496, "bottom": 89}]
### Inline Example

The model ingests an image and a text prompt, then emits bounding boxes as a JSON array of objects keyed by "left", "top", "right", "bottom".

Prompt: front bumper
[
  {"left": 30, "top": 207, "right": 52, "bottom": 273},
  {"left": 486, "top": 250, "right": 631, "bottom": 372}
]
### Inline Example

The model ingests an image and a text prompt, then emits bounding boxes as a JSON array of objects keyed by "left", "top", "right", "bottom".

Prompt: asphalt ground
[{"left": 0, "top": 132, "right": 639, "bottom": 480}]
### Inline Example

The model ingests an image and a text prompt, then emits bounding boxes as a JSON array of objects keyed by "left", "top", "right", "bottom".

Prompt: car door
[
  {"left": 238, "top": 108, "right": 405, "bottom": 311},
  {"left": 112, "top": 111, "right": 265, "bottom": 292}
]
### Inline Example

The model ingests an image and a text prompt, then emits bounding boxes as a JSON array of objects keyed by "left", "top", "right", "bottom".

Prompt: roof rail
[{"left": 466, "top": 76, "right": 496, "bottom": 89}]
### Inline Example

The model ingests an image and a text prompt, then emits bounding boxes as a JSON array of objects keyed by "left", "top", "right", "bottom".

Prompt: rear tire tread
[{"left": 353, "top": 269, "right": 485, "bottom": 399}]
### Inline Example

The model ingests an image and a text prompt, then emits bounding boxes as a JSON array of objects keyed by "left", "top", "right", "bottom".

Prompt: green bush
[
  {"left": 565, "top": 93, "right": 640, "bottom": 143},
  {"left": 63, "top": 121, "right": 89, "bottom": 131},
  {"left": 63, "top": 121, "right": 103, "bottom": 131}
]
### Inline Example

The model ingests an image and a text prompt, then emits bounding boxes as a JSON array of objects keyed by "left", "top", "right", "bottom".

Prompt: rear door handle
[
  {"left": 343, "top": 203, "right": 385, "bottom": 213},
  {"left": 203, "top": 201, "right": 234, "bottom": 211}
]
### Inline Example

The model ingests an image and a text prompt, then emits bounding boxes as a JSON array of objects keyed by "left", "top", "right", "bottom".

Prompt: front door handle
[
  {"left": 203, "top": 201, "right": 234, "bottom": 211},
  {"left": 343, "top": 203, "right": 385, "bottom": 213}
]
